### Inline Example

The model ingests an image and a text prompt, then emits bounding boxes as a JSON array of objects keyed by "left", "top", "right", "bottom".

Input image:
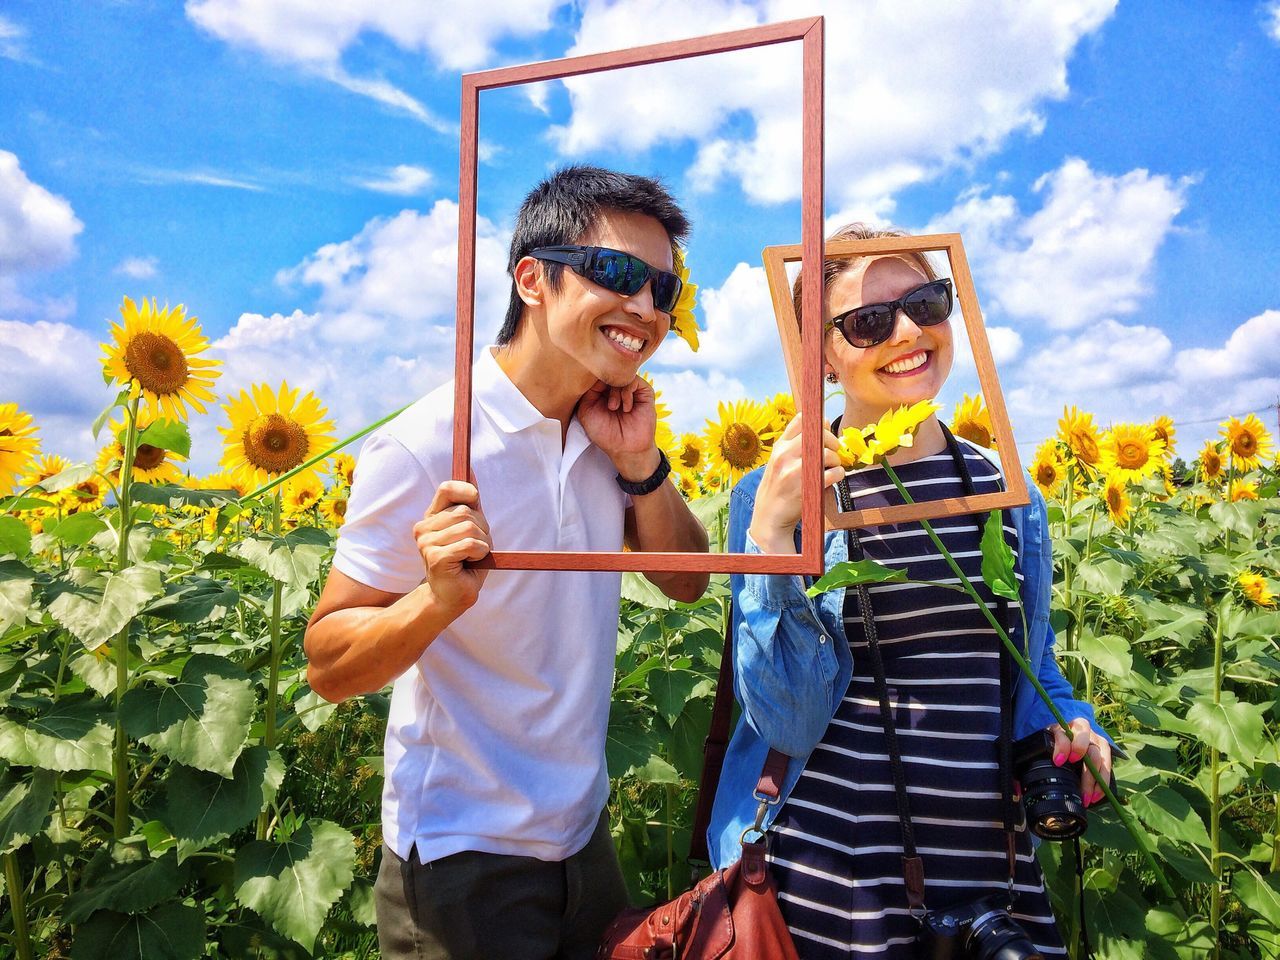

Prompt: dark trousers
[{"left": 375, "top": 812, "right": 629, "bottom": 959}]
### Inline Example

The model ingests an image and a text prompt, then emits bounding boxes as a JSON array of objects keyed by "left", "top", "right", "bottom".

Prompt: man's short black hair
[{"left": 496, "top": 165, "right": 690, "bottom": 345}]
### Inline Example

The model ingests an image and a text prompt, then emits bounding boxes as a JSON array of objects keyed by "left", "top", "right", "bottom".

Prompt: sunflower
[
  {"left": 1103, "top": 473, "right": 1130, "bottom": 525},
  {"left": 64, "top": 475, "right": 106, "bottom": 513},
  {"left": 703, "top": 471, "right": 725, "bottom": 493},
  {"left": 704, "top": 399, "right": 777, "bottom": 483},
  {"left": 838, "top": 425, "right": 874, "bottom": 469},
  {"left": 1199, "top": 441, "right": 1224, "bottom": 484},
  {"left": 101, "top": 297, "right": 222, "bottom": 422},
  {"left": 950, "top": 394, "right": 994, "bottom": 449},
  {"left": 1151, "top": 415, "right": 1176, "bottom": 457},
  {"left": 670, "top": 433, "right": 705, "bottom": 474},
  {"left": 282, "top": 474, "right": 324, "bottom": 517},
  {"left": 866, "top": 399, "right": 942, "bottom": 461},
  {"left": 0, "top": 403, "right": 41, "bottom": 497},
  {"left": 767, "top": 393, "right": 797, "bottom": 436},
  {"left": 1029, "top": 439, "right": 1065, "bottom": 498},
  {"left": 326, "top": 453, "right": 356, "bottom": 488},
  {"left": 219, "top": 382, "right": 336, "bottom": 492},
  {"left": 22, "top": 453, "right": 71, "bottom": 490},
  {"left": 668, "top": 248, "right": 700, "bottom": 351},
  {"left": 1058, "top": 406, "right": 1101, "bottom": 467},
  {"left": 95, "top": 414, "right": 186, "bottom": 485},
  {"left": 319, "top": 489, "right": 349, "bottom": 527},
  {"left": 1099, "top": 423, "right": 1165, "bottom": 483},
  {"left": 1229, "top": 479, "right": 1259, "bottom": 502},
  {"left": 1221, "top": 414, "right": 1274, "bottom": 471},
  {"left": 1238, "top": 571, "right": 1276, "bottom": 608},
  {"left": 676, "top": 472, "right": 702, "bottom": 501},
  {"left": 199, "top": 471, "right": 250, "bottom": 499}
]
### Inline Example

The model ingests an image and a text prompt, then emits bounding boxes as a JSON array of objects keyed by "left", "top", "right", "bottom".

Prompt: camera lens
[
  {"left": 966, "top": 908, "right": 1044, "bottom": 960},
  {"left": 1019, "top": 760, "right": 1087, "bottom": 840}
]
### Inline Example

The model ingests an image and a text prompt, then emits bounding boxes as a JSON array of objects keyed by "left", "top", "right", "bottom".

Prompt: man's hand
[
  {"left": 576, "top": 377, "right": 661, "bottom": 482},
  {"left": 413, "top": 481, "right": 492, "bottom": 615}
]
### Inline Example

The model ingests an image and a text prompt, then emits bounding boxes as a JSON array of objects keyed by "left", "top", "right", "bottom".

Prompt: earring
[{"left": 825, "top": 372, "right": 838, "bottom": 384}]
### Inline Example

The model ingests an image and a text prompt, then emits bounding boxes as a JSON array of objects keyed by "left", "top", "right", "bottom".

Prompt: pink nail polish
[{"left": 1053, "top": 752, "right": 1066, "bottom": 766}]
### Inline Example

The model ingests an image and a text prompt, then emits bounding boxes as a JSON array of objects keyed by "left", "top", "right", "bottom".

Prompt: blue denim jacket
[{"left": 706, "top": 450, "right": 1111, "bottom": 869}]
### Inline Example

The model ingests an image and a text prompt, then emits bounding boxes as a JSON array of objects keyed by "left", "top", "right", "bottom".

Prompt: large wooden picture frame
[
  {"left": 452, "top": 19, "right": 827, "bottom": 574},
  {"left": 761, "top": 233, "right": 1030, "bottom": 529}
]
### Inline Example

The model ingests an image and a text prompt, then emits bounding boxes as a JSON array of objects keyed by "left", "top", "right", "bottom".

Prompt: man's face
[{"left": 540, "top": 209, "right": 674, "bottom": 388}]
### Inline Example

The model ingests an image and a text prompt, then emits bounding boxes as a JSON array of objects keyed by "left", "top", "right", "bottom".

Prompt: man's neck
[{"left": 493, "top": 332, "right": 596, "bottom": 438}]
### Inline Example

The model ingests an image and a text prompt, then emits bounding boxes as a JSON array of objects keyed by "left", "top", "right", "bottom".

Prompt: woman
[{"left": 706, "top": 224, "right": 1113, "bottom": 958}]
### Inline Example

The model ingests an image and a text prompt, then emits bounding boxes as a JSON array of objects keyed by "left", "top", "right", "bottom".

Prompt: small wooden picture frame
[
  {"left": 761, "top": 233, "right": 1030, "bottom": 530},
  {"left": 451, "top": 18, "right": 828, "bottom": 575}
]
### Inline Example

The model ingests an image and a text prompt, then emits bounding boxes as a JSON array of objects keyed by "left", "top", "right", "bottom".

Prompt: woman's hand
[
  {"left": 1048, "top": 717, "right": 1113, "bottom": 807},
  {"left": 747, "top": 413, "right": 843, "bottom": 555}
]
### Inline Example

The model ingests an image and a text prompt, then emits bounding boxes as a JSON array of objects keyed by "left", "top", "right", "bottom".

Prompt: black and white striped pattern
[{"left": 768, "top": 450, "right": 1065, "bottom": 958}]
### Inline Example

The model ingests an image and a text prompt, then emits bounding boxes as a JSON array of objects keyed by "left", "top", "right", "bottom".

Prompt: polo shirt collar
[{"left": 473, "top": 346, "right": 548, "bottom": 434}]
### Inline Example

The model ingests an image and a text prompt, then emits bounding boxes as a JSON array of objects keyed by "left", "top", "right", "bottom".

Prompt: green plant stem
[
  {"left": 3, "top": 852, "right": 32, "bottom": 960},
  {"left": 258, "top": 492, "right": 285, "bottom": 841},
  {"left": 112, "top": 395, "right": 141, "bottom": 839},
  {"left": 882, "top": 464, "right": 1175, "bottom": 898},
  {"left": 1271, "top": 793, "right": 1279, "bottom": 873},
  {"left": 1209, "top": 608, "right": 1225, "bottom": 960}
]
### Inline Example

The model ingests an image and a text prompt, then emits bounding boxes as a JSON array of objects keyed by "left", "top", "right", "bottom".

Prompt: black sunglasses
[
  {"left": 827, "top": 278, "right": 953, "bottom": 348},
  {"left": 530, "top": 245, "right": 684, "bottom": 315}
]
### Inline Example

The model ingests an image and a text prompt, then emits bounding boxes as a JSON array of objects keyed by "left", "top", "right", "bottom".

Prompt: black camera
[
  {"left": 1012, "top": 729, "right": 1098, "bottom": 841},
  {"left": 920, "top": 895, "right": 1043, "bottom": 960}
]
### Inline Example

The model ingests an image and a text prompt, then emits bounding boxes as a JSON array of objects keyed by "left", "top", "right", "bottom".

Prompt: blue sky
[{"left": 3, "top": 0, "right": 1279, "bottom": 474}]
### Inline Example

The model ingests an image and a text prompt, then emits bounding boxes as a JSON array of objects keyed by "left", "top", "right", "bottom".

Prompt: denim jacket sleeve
[{"left": 727, "top": 473, "right": 843, "bottom": 758}]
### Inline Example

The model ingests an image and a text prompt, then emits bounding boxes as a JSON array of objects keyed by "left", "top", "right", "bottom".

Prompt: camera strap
[{"left": 834, "top": 425, "right": 1020, "bottom": 914}]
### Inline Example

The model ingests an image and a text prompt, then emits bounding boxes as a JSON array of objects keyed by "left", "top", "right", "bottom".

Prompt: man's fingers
[{"left": 427, "top": 480, "right": 480, "bottom": 516}]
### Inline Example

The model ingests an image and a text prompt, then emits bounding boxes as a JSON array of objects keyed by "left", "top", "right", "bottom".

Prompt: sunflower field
[{"left": 1, "top": 298, "right": 1278, "bottom": 959}]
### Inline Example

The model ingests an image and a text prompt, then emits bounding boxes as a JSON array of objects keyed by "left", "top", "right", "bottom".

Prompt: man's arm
[
  {"left": 621, "top": 461, "right": 710, "bottom": 603},
  {"left": 305, "top": 480, "right": 491, "bottom": 703}
]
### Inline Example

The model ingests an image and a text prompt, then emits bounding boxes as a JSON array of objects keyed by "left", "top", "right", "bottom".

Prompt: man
[{"left": 304, "top": 164, "right": 709, "bottom": 959}]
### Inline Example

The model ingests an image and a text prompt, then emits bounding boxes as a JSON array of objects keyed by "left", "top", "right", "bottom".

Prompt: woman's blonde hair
[{"left": 790, "top": 222, "right": 938, "bottom": 328}]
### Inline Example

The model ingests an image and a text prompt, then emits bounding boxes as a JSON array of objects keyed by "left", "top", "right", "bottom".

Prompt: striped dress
[{"left": 767, "top": 448, "right": 1066, "bottom": 958}]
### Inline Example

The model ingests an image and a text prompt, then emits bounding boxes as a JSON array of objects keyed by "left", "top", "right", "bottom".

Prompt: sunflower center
[
  {"left": 244, "top": 414, "right": 310, "bottom": 475},
  {"left": 133, "top": 443, "right": 166, "bottom": 471},
  {"left": 1204, "top": 453, "right": 1221, "bottom": 475},
  {"left": 1117, "top": 441, "right": 1147, "bottom": 469},
  {"left": 124, "top": 332, "right": 190, "bottom": 396},
  {"left": 679, "top": 444, "right": 700, "bottom": 469},
  {"left": 957, "top": 421, "right": 993, "bottom": 448},
  {"left": 1072, "top": 431, "right": 1099, "bottom": 463},
  {"left": 721, "top": 423, "right": 762, "bottom": 470},
  {"left": 1035, "top": 462, "right": 1058, "bottom": 486},
  {"left": 1106, "top": 486, "right": 1123, "bottom": 513},
  {"left": 333, "top": 498, "right": 348, "bottom": 518},
  {"left": 1234, "top": 433, "right": 1257, "bottom": 457}
]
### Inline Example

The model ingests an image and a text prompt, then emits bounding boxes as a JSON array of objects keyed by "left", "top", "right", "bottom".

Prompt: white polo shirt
[{"left": 333, "top": 346, "right": 628, "bottom": 863}]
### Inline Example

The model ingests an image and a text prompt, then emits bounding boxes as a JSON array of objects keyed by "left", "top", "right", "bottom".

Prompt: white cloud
[
  {"left": 930, "top": 158, "right": 1192, "bottom": 330},
  {"left": 185, "top": 0, "right": 559, "bottom": 126},
  {"left": 1266, "top": 1, "right": 1280, "bottom": 43},
  {"left": 114, "top": 256, "right": 159, "bottom": 279},
  {"left": 555, "top": 0, "right": 1116, "bottom": 213},
  {"left": 1173, "top": 309, "right": 1280, "bottom": 383},
  {"left": 135, "top": 168, "right": 264, "bottom": 191},
  {"left": 655, "top": 262, "right": 784, "bottom": 376},
  {"left": 0, "top": 150, "right": 83, "bottom": 278},
  {"left": 649, "top": 369, "right": 751, "bottom": 433},
  {"left": 0, "top": 14, "right": 33, "bottom": 63},
  {"left": 356, "top": 164, "right": 433, "bottom": 196}
]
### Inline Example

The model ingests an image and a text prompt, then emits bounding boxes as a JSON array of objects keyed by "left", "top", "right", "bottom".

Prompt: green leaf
[
  {"left": 0, "top": 698, "right": 113, "bottom": 772},
  {"left": 1233, "top": 869, "right": 1280, "bottom": 926},
  {"left": 47, "top": 564, "right": 165, "bottom": 651},
  {"left": 606, "top": 702, "right": 656, "bottom": 779},
  {"left": 143, "top": 577, "right": 239, "bottom": 624},
  {"left": 37, "top": 463, "right": 95, "bottom": 493},
  {"left": 647, "top": 669, "right": 701, "bottom": 727},
  {"left": 632, "top": 754, "right": 681, "bottom": 785},
  {"left": 65, "top": 847, "right": 188, "bottom": 924},
  {"left": 1156, "top": 839, "right": 1216, "bottom": 885},
  {"left": 158, "top": 747, "right": 284, "bottom": 861},
  {"left": 1084, "top": 883, "right": 1148, "bottom": 945},
  {"left": 120, "top": 654, "right": 255, "bottom": 777},
  {"left": 1208, "top": 500, "right": 1266, "bottom": 537},
  {"left": 806, "top": 558, "right": 906, "bottom": 597},
  {"left": 1074, "top": 557, "right": 1133, "bottom": 595},
  {"left": 0, "top": 558, "right": 35, "bottom": 634},
  {"left": 621, "top": 571, "right": 675, "bottom": 610},
  {"left": 0, "top": 516, "right": 31, "bottom": 557},
  {"left": 130, "top": 482, "right": 236, "bottom": 509},
  {"left": 1078, "top": 631, "right": 1133, "bottom": 676},
  {"left": 47, "top": 512, "right": 108, "bottom": 546},
  {"left": 979, "top": 510, "right": 1018, "bottom": 600},
  {"left": 233, "top": 820, "right": 356, "bottom": 953},
  {"left": 90, "top": 389, "right": 130, "bottom": 441},
  {"left": 1186, "top": 692, "right": 1266, "bottom": 763},
  {"left": 666, "top": 697, "right": 714, "bottom": 781},
  {"left": 0, "top": 767, "right": 56, "bottom": 853},
  {"left": 136, "top": 419, "right": 191, "bottom": 458},
  {"left": 71, "top": 901, "right": 204, "bottom": 960},
  {"left": 233, "top": 532, "right": 329, "bottom": 590},
  {"left": 1128, "top": 784, "right": 1212, "bottom": 847}
]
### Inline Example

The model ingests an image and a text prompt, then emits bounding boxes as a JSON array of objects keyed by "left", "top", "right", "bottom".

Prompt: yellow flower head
[
  {"left": 950, "top": 393, "right": 994, "bottom": 449},
  {"left": 1229, "top": 479, "right": 1259, "bottom": 502},
  {"left": 839, "top": 399, "right": 942, "bottom": 469},
  {"left": 672, "top": 433, "right": 705, "bottom": 473},
  {"left": 101, "top": 297, "right": 222, "bottom": 422},
  {"left": 704, "top": 399, "right": 777, "bottom": 483},
  {"left": 219, "top": 381, "right": 336, "bottom": 492},
  {"left": 1221, "top": 413, "right": 1274, "bottom": 471},
  {"left": 704, "top": 471, "right": 725, "bottom": 493},
  {"left": 767, "top": 393, "right": 797, "bottom": 436},
  {"left": 1030, "top": 439, "right": 1065, "bottom": 498},
  {"left": 1199, "top": 440, "right": 1224, "bottom": 484},
  {"left": 282, "top": 474, "right": 324, "bottom": 517},
  {"left": 0, "top": 403, "right": 41, "bottom": 498},
  {"left": 1103, "top": 473, "right": 1131, "bottom": 525},
  {"left": 319, "top": 489, "right": 349, "bottom": 526},
  {"left": 1238, "top": 571, "right": 1276, "bottom": 608},
  {"left": 199, "top": 471, "right": 250, "bottom": 499},
  {"left": 1058, "top": 406, "right": 1101, "bottom": 467},
  {"left": 96, "top": 414, "right": 187, "bottom": 485},
  {"left": 64, "top": 474, "right": 106, "bottom": 513},
  {"left": 21, "top": 453, "right": 70, "bottom": 490},
  {"left": 1151, "top": 415, "right": 1176, "bottom": 457},
  {"left": 326, "top": 452, "right": 356, "bottom": 488},
  {"left": 838, "top": 425, "right": 873, "bottom": 469},
  {"left": 1099, "top": 423, "right": 1165, "bottom": 483},
  {"left": 676, "top": 472, "right": 702, "bottom": 501},
  {"left": 668, "top": 248, "right": 699, "bottom": 352}
]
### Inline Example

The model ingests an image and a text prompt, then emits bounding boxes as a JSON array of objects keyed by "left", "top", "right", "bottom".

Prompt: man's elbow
[{"left": 303, "top": 629, "right": 347, "bottom": 704}]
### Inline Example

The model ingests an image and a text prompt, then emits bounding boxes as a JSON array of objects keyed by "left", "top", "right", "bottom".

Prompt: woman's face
[{"left": 825, "top": 255, "right": 953, "bottom": 423}]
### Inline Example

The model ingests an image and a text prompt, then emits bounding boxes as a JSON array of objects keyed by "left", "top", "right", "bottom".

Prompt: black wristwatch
[{"left": 615, "top": 449, "right": 671, "bottom": 496}]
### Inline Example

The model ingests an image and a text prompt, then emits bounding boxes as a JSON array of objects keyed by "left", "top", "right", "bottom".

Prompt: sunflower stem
[
  {"left": 112, "top": 394, "right": 140, "bottom": 839},
  {"left": 238, "top": 403, "right": 411, "bottom": 504},
  {"left": 1209, "top": 604, "right": 1225, "bottom": 960},
  {"left": 258, "top": 491, "right": 284, "bottom": 841},
  {"left": 881, "top": 463, "right": 1175, "bottom": 897},
  {"left": 3, "top": 851, "right": 32, "bottom": 960}
]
